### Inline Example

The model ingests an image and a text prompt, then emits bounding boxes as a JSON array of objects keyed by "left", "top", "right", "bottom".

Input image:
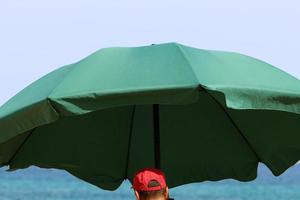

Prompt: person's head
[{"left": 132, "top": 168, "right": 169, "bottom": 200}]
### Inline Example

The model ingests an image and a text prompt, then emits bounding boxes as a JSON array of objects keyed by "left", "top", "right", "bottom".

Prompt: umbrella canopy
[{"left": 1, "top": 42, "right": 300, "bottom": 190}]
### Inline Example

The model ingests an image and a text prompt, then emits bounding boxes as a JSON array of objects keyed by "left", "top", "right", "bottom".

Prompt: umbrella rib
[
  {"left": 6, "top": 128, "right": 37, "bottom": 167},
  {"left": 201, "top": 88, "right": 262, "bottom": 162},
  {"left": 125, "top": 105, "right": 136, "bottom": 179}
]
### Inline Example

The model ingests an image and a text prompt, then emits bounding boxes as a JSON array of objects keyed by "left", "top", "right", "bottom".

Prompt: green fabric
[{"left": 0, "top": 42, "right": 300, "bottom": 190}]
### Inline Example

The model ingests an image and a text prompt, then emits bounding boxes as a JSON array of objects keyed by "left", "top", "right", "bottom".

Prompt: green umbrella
[{"left": 1, "top": 42, "right": 300, "bottom": 191}]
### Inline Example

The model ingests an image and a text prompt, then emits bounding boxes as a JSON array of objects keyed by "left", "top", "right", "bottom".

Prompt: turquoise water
[{"left": 1, "top": 164, "right": 300, "bottom": 200}]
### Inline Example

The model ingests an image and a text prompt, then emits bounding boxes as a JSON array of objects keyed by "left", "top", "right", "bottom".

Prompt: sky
[{"left": 0, "top": 0, "right": 299, "bottom": 106}]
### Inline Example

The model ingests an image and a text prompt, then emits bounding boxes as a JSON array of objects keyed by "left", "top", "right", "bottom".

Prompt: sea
[{"left": 0, "top": 163, "right": 300, "bottom": 200}]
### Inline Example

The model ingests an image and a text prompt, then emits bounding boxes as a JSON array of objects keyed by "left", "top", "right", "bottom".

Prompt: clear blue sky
[{"left": 0, "top": 0, "right": 299, "bottom": 106}]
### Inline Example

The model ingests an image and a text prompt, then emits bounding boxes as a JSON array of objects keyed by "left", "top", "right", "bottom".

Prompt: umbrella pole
[
  {"left": 153, "top": 104, "right": 174, "bottom": 200},
  {"left": 153, "top": 104, "right": 161, "bottom": 169}
]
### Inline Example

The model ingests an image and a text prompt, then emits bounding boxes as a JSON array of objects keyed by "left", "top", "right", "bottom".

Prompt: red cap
[{"left": 132, "top": 168, "right": 167, "bottom": 191}]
